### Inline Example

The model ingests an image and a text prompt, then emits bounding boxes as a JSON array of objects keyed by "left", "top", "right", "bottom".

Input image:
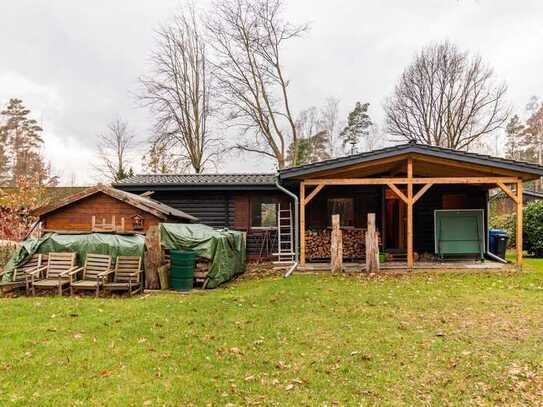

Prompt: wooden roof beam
[
  {"left": 304, "top": 184, "right": 325, "bottom": 205},
  {"left": 304, "top": 176, "right": 519, "bottom": 185}
]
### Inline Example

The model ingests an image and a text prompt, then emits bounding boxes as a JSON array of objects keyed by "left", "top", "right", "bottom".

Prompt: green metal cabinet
[{"left": 434, "top": 209, "right": 485, "bottom": 260}]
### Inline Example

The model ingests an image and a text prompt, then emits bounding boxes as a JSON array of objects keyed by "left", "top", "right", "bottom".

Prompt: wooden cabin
[
  {"left": 31, "top": 185, "right": 197, "bottom": 234},
  {"left": 114, "top": 142, "right": 543, "bottom": 269},
  {"left": 114, "top": 174, "right": 288, "bottom": 258},
  {"left": 490, "top": 189, "right": 543, "bottom": 217}
]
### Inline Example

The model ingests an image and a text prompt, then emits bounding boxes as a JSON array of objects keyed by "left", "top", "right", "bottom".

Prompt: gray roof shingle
[
  {"left": 114, "top": 173, "right": 277, "bottom": 187},
  {"left": 279, "top": 142, "right": 543, "bottom": 179}
]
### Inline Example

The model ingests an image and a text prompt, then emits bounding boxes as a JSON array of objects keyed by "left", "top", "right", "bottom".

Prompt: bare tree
[
  {"left": 207, "top": 0, "right": 308, "bottom": 168},
  {"left": 143, "top": 139, "right": 182, "bottom": 174},
  {"left": 365, "top": 123, "right": 383, "bottom": 152},
  {"left": 95, "top": 119, "right": 137, "bottom": 182},
  {"left": 320, "top": 97, "right": 340, "bottom": 157},
  {"left": 385, "top": 42, "right": 510, "bottom": 150},
  {"left": 140, "top": 4, "right": 215, "bottom": 174},
  {"left": 286, "top": 106, "right": 330, "bottom": 165}
]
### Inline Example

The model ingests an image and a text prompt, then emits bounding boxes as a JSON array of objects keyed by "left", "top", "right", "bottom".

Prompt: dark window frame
[{"left": 251, "top": 197, "right": 278, "bottom": 229}]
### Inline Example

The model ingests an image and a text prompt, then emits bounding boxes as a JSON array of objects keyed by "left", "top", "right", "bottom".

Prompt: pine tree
[
  {"left": 287, "top": 130, "right": 330, "bottom": 166},
  {"left": 0, "top": 98, "right": 50, "bottom": 185},
  {"left": 340, "top": 102, "right": 372, "bottom": 154}
]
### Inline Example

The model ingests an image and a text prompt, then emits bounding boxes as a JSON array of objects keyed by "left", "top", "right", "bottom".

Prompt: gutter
[{"left": 274, "top": 180, "right": 299, "bottom": 277}]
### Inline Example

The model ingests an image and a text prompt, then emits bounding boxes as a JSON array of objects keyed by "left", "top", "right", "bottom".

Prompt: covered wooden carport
[{"left": 278, "top": 142, "right": 543, "bottom": 270}]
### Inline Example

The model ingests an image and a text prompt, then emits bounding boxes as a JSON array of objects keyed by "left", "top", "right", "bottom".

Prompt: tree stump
[
  {"left": 331, "top": 214, "right": 343, "bottom": 273},
  {"left": 365, "top": 213, "right": 379, "bottom": 273},
  {"left": 144, "top": 225, "right": 162, "bottom": 289}
]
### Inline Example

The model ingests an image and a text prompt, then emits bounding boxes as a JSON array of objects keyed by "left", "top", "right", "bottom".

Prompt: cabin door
[{"left": 385, "top": 189, "right": 407, "bottom": 250}]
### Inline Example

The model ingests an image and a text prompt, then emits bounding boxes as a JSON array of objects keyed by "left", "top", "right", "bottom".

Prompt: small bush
[
  {"left": 0, "top": 242, "right": 17, "bottom": 268},
  {"left": 523, "top": 201, "right": 543, "bottom": 257},
  {"left": 489, "top": 213, "right": 515, "bottom": 247}
]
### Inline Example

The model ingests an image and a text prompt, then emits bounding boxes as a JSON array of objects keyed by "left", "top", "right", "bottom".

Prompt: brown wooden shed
[{"left": 31, "top": 184, "right": 197, "bottom": 234}]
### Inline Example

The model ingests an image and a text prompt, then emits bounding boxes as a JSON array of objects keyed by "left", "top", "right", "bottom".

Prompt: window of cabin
[
  {"left": 251, "top": 198, "right": 277, "bottom": 228},
  {"left": 442, "top": 194, "right": 466, "bottom": 209},
  {"left": 327, "top": 198, "right": 354, "bottom": 227}
]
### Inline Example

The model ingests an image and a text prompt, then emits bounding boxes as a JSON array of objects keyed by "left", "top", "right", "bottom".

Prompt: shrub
[
  {"left": 489, "top": 213, "right": 515, "bottom": 247},
  {"left": 0, "top": 241, "right": 17, "bottom": 268},
  {"left": 523, "top": 200, "right": 543, "bottom": 257}
]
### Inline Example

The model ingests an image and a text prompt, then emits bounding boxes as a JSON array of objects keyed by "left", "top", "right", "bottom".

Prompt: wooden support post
[
  {"left": 144, "top": 224, "right": 162, "bottom": 289},
  {"left": 331, "top": 214, "right": 343, "bottom": 273},
  {"left": 366, "top": 213, "right": 379, "bottom": 273},
  {"left": 407, "top": 158, "right": 414, "bottom": 270},
  {"left": 516, "top": 181, "right": 523, "bottom": 270},
  {"left": 300, "top": 182, "right": 306, "bottom": 268}
]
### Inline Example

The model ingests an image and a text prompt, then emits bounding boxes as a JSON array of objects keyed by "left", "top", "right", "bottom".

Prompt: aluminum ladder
[{"left": 273, "top": 203, "right": 295, "bottom": 263}]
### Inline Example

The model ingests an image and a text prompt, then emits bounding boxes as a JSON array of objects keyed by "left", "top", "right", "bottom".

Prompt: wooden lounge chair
[
  {"left": 30, "top": 252, "right": 77, "bottom": 296},
  {"left": 0, "top": 254, "right": 42, "bottom": 296},
  {"left": 69, "top": 253, "right": 112, "bottom": 297},
  {"left": 102, "top": 256, "right": 143, "bottom": 296}
]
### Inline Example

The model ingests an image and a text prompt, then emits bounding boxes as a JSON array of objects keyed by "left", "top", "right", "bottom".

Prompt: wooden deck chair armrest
[
  {"left": 98, "top": 269, "right": 115, "bottom": 277},
  {"left": 27, "top": 268, "right": 41, "bottom": 285},
  {"left": 98, "top": 269, "right": 115, "bottom": 283},
  {"left": 66, "top": 267, "right": 84, "bottom": 276},
  {"left": 35, "top": 265, "right": 48, "bottom": 274},
  {"left": 59, "top": 266, "right": 80, "bottom": 278},
  {"left": 27, "top": 268, "right": 42, "bottom": 277}
]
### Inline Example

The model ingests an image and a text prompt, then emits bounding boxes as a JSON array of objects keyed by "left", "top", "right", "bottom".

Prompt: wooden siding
[
  {"left": 152, "top": 191, "right": 235, "bottom": 228},
  {"left": 303, "top": 184, "right": 487, "bottom": 256},
  {"left": 413, "top": 185, "right": 486, "bottom": 253},
  {"left": 492, "top": 192, "right": 541, "bottom": 216},
  {"left": 149, "top": 190, "right": 290, "bottom": 258},
  {"left": 306, "top": 185, "right": 382, "bottom": 231},
  {"left": 42, "top": 192, "right": 163, "bottom": 232}
]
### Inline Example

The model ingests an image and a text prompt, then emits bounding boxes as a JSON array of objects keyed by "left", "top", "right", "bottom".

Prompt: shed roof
[
  {"left": 31, "top": 185, "right": 198, "bottom": 222},
  {"left": 114, "top": 173, "right": 278, "bottom": 190},
  {"left": 279, "top": 142, "right": 543, "bottom": 180}
]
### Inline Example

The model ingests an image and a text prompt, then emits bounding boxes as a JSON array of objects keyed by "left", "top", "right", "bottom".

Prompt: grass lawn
[{"left": 2, "top": 261, "right": 543, "bottom": 406}]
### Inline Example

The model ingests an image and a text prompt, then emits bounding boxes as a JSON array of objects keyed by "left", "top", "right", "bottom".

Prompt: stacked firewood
[
  {"left": 195, "top": 258, "right": 210, "bottom": 280},
  {"left": 306, "top": 228, "right": 367, "bottom": 258}
]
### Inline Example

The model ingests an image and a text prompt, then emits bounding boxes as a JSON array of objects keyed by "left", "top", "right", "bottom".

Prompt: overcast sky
[{"left": 1, "top": 0, "right": 542, "bottom": 185}]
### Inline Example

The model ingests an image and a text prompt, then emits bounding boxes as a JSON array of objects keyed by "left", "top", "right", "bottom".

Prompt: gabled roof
[
  {"left": 31, "top": 185, "right": 197, "bottom": 222},
  {"left": 114, "top": 173, "right": 278, "bottom": 191},
  {"left": 279, "top": 142, "right": 543, "bottom": 180}
]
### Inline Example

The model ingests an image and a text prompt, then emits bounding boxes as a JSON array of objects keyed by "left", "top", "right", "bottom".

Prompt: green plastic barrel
[{"left": 170, "top": 250, "right": 196, "bottom": 291}]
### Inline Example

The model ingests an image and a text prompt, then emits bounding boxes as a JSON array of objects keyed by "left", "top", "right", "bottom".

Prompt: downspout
[
  {"left": 486, "top": 190, "right": 507, "bottom": 264},
  {"left": 275, "top": 180, "right": 299, "bottom": 277}
]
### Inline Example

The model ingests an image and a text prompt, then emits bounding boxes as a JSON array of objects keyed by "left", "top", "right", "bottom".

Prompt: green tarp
[
  {"left": 159, "top": 223, "right": 246, "bottom": 289},
  {"left": 2, "top": 233, "right": 145, "bottom": 281}
]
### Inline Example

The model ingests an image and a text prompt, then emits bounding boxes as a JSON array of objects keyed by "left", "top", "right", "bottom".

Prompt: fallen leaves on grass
[
  {"left": 99, "top": 369, "right": 112, "bottom": 378},
  {"left": 275, "top": 361, "right": 289, "bottom": 370}
]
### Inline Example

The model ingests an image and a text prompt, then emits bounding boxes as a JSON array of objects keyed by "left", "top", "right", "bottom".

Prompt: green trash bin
[{"left": 170, "top": 250, "right": 196, "bottom": 291}]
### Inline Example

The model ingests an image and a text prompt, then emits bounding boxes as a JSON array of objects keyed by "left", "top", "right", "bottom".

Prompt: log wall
[{"left": 147, "top": 190, "right": 290, "bottom": 259}]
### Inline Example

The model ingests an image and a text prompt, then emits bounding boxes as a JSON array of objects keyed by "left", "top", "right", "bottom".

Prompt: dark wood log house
[{"left": 114, "top": 142, "right": 543, "bottom": 269}]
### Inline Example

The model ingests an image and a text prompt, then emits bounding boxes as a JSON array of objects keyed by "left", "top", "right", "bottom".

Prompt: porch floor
[{"left": 299, "top": 260, "right": 510, "bottom": 272}]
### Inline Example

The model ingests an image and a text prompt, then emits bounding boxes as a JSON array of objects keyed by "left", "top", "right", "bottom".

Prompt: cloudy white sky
[{"left": 1, "top": 0, "right": 542, "bottom": 185}]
